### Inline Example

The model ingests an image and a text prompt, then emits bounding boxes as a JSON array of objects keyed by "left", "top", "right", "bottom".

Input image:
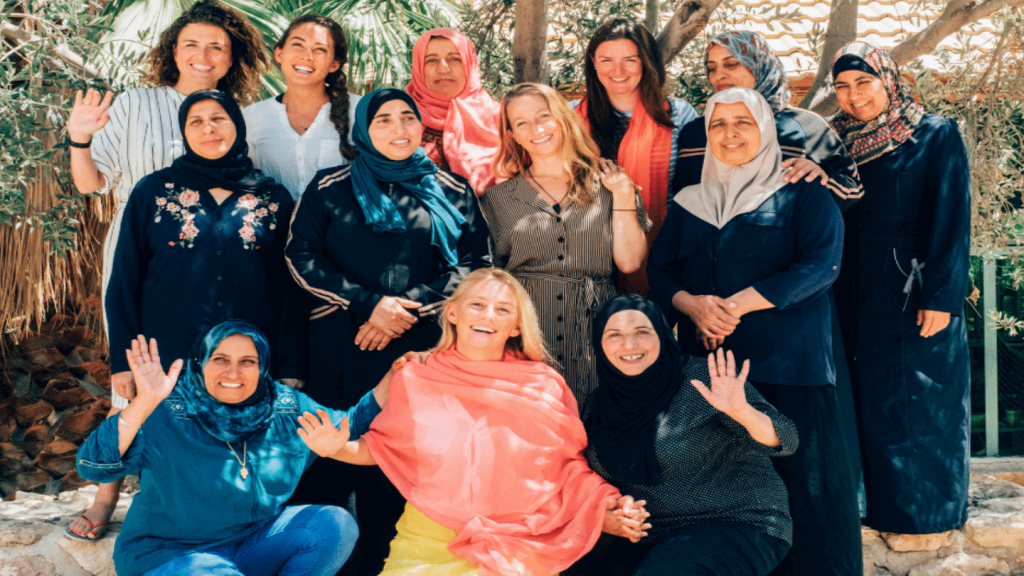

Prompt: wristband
[{"left": 68, "top": 137, "right": 92, "bottom": 149}]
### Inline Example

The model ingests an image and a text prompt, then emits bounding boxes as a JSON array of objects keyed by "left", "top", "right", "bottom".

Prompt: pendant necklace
[
  {"left": 528, "top": 169, "right": 568, "bottom": 214},
  {"left": 226, "top": 441, "right": 249, "bottom": 479}
]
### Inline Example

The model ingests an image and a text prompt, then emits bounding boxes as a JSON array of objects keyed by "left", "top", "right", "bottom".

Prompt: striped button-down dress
[{"left": 480, "top": 175, "right": 652, "bottom": 401}]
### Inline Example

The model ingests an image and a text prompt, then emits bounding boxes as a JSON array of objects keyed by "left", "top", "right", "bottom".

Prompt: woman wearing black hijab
[
  {"left": 572, "top": 295, "right": 797, "bottom": 576},
  {"left": 105, "top": 89, "right": 298, "bottom": 386}
]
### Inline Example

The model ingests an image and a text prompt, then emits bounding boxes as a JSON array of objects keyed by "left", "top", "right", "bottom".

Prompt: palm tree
[{"left": 97, "top": 0, "right": 460, "bottom": 94}]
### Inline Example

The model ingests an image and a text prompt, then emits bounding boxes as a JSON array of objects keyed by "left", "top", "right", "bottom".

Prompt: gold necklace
[{"left": 226, "top": 441, "right": 249, "bottom": 479}]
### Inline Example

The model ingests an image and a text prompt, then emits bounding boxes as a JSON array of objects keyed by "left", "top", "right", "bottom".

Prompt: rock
[
  {"left": 13, "top": 440, "right": 45, "bottom": 460},
  {"left": 990, "top": 472, "right": 1024, "bottom": 489},
  {"left": 54, "top": 408, "right": 106, "bottom": 444},
  {"left": 0, "top": 520, "right": 52, "bottom": 548},
  {"left": 33, "top": 453, "right": 76, "bottom": 478},
  {"left": 23, "top": 425, "right": 53, "bottom": 443},
  {"left": 0, "top": 443, "right": 28, "bottom": 474},
  {"left": 78, "top": 361, "right": 110, "bottom": 388},
  {"left": 0, "top": 420, "right": 14, "bottom": 442},
  {"left": 72, "top": 347, "right": 102, "bottom": 363},
  {"left": 962, "top": 502, "right": 1024, "bottom": 548},
  {"left": 969, "top": 474, "right": 1024, "bottom": 505},
  {"left": 42, "top": 375, "right": 92, "bottom": 410},
  {"left": 10, "top": 470, "right": 50, "bottom": 493},
  {"left": 42, "top": 440, "right": 78, "bottom": 457},
  {"left": 0, "top": 555, "right": 59, "bottom": 576},
  {"left": 26, "top": 348, "right": 65, "bottom": 370},
  {"left": 59, "top": 470, "right": 93, "bottom": 492},
  {"left": 880, "top": 530, "right": 952, "bottom": 552},
  {"left": 61, "top": 325, "right": 92, "bottom": 348},
  {"left": 906, "top": 552, "right": 1009, "bottom": 576},
  {"left": 57, "top": 528, "right": 118, "bottom": 576},
  {"left": 13, "top": 402, "right": 53, "bottom": 428}
]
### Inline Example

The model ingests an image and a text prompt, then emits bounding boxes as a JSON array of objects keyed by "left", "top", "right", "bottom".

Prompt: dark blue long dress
[{"left": 854, "top": 114, "right": 971, "bottom": 534}]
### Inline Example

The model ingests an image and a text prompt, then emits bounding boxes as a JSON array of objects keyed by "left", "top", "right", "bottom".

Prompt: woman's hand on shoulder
[
  {"left": 602, "top": 495, "right": 651, "bottom": 543},
  {"left": 598, "top": 159, "right": 636, "bottom": 206},
  {"left": 68, "top": 89, "right": 113, "bottom": 143},
  {"left": 691, "top": 348, "right": 752, "bottom": 419},
  {"left": 297, "top": 409, "right": 353, "bottom": 459},
  {"left": 373, "top": 351, "right": 432, "bottom": 407},
  {"left": 124, "top": 335, "right": 182, "bottom": 404},
  {"left": 781, "top": 158, "right": 828, "bottom": 186}
]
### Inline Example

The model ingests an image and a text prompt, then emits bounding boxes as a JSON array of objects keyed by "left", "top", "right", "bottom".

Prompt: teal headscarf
[
  {"left": 350, "top": 88, "right": 466, "bottom": 266},
  {"left": 176, "top": 320, "right": 276, "bottom": 443}
]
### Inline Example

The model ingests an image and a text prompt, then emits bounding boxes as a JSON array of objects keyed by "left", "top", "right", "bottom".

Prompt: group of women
[{"left": 68, "top": 1, "right": 972, "bottom": 575}]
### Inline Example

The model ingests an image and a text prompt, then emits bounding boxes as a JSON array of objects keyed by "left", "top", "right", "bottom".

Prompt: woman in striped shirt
[
  {"left": 65, "top": 0, "right": 269, "bottom": 542},
  {"left": 482, "top": 82, "right": 650, "bottom": 402}
]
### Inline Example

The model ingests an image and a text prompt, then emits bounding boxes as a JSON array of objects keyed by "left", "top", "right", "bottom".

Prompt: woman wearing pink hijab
[{"left": 407, "top": 28, "right": 502, "bottom": 195}]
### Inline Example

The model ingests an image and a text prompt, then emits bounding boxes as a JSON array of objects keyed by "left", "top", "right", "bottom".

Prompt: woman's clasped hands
[
  {"left": 673, "top": 292, "right": 740, "bottom": 350},
  {"left": 603, "top": 495, "right": 652, "bottom": 543},
  {"left": 355, "top": 296, "right": 423, "bottom": 351}
]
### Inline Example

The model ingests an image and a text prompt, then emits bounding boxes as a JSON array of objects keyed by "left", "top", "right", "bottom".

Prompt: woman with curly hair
[
  {"left": 65, "top": 1, "right": 269, "bottom": 537},
  {"left": 244, "top": 15, "right": 360, "bottom": 199}
]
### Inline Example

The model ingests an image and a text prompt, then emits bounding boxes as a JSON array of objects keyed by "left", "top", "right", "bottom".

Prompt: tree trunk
[
  {"left": 512, "top": 0, "right": 549, "bottom": 83},
  {"left": 655, "top": 0, "right": 726, "bottom": 66},
  {"left": 645, "top": 0, "right": 660, "bottom": 35},
  {"left": 799, "top": 0, "right": 859, "bottom": 112}
]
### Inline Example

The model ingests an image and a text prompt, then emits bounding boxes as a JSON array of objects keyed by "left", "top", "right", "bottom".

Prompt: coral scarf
[
  {"left": 362, "top": 349, "right": 620, "bottom": 576},
  {"left": 576, "top": 99, "right": 672, "bottom": 296},
  {"left": 407, "top": 28, "right": 502, "bottom": 196}
]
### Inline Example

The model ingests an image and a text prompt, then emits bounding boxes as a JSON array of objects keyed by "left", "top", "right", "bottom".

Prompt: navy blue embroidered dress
[
  {"left": 854, "top": 114, "right": 971, "bottom": 534},
  {"left": 105, "top": 173, "right": 296, "bottom": 377}
]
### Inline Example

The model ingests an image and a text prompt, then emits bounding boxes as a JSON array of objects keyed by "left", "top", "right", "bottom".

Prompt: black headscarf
[
  {"left": 585, "top": 295, "right": 688, "bottom": 486},
  {"left": 832, "top": 54, "right": 880, "bottom": 79},
  {"left": 166, "top": 89, "right": 277, "bottom": 194}
]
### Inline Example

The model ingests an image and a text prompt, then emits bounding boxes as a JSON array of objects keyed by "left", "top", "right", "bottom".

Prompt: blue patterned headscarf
[
  {"left": 705, "top": 31, "right": 792, "bottom": 114},
  {"left": 350, "top": 88, "right": 466, "bottom": 266},
  {"left": 175, "top": 321, "right": 276, "bottom": 443}
]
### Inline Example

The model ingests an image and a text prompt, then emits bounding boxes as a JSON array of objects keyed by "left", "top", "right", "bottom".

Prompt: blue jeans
[{"left": 144, "top": 505, "right": 357, "bottom": 576}]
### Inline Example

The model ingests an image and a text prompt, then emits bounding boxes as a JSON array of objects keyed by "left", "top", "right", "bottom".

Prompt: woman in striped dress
[
  {"left": 65, "top": 0, "right": 268, "bottom": 542},
  {"left": 482, "top": 83, "right": 650, "bottom": 401}
]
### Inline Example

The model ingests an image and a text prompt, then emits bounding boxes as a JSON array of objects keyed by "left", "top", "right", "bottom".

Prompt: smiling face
[
  {"left": 706, "top": 43, "right": 756, "bottom": 93},
  {"left": 367, "top": 99, "right": 423, "bottom": 161},
  {"left": 592, "top": 38, "right": 644, "bottom": 101},
  {"left": 707, "top": 101, "right": 762, "bottom": 166},
  {"left": 173, "top": 23, "right": 233, "bottom": 94},
  {"left": 601, "top": 310, "right": 661, "bottom": 376},
  {"left": 446, "top": 278, "right": 522, "bottom": 362},
  {"left": 506, "top": 94, "right": 563, "bottom": 161},
  {"left": 183, "top": 99, "right": 237, "bottom": 160},
  {"left": 274, "top": 22, "right": 340, "bottom": 89},
  {"left": 423, "top": 37, "right": 467, "bottom": 99},
  {"left": 834, "top": 70, "right": 889, "bottom": 122},
  {"left": 203, "top": 334, "right": 261, "bottom": 404}
]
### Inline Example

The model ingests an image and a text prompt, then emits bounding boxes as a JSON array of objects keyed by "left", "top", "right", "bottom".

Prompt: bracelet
[
  {"left": 613, "top": 208, "right": 638, "bottom": 211},
  {"left": 118, "top": 416, "right": 132, "bottom": 428},
  {"left": 68, "top": 137, "right": 92, "bottom": 149}
]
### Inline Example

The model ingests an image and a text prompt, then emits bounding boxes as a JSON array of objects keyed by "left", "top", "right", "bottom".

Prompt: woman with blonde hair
[
  {"left": 297, "top": 268, "right": 650, "bottom": 576},
  {"left": 481, "top": 83, "right": 650, "bottom": 402}
]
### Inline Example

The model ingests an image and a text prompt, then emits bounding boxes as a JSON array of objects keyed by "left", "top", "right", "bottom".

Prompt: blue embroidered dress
[
  {"left": 76, "top": 384, "right": 381, "bottom": 576},
  {"left": 104, "top": 171, "right": 297, "bottom": 378}
]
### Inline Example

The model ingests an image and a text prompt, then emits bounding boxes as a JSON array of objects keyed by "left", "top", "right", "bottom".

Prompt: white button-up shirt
[{"left": 244, "top": 93, "right": 360, "bottom": 199}]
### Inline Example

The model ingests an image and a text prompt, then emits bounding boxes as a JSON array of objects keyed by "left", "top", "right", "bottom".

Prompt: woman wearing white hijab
[{"left": 648, "top": 88, "right": 861, "bottom": 575}]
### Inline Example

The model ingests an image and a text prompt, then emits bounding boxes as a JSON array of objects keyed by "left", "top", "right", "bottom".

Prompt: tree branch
[
  {"left": 1, "top": 21, "right": 107, "bottom": 84},
  {"left": 512, "top": 0, "right": 550, "bottom": 83},
  {"left": 810, "top": 0, "right": 1024, "bottom": 116},
  {"left": 799, "top": 0, "right": 859, "bottom": 110},
  {"left": 656, "top": 0, "right": 726, "bottom": 66},
  {"left": 645, "top": 0, "right": 661, "bottom": 35}
]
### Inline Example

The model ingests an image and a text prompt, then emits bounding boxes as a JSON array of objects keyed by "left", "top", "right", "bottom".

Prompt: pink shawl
[
  {"left": 407, "top": 28, "right": 502, "bottom": 195},
  {"left": 363, "top": 349, "right": 621, "bottom": 576}
]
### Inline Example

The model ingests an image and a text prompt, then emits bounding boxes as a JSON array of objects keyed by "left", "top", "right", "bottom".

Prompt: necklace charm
[
  {"left": 240, "top": 467, "right": 249, "bottom": 479},
  {"left": 226, "top": 440, "right": 249, "bottom": 480}
]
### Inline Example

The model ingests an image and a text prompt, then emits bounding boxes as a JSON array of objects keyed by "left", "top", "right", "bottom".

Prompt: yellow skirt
[{"left": 379, "top": 503, "right": 558, "bottom": 576}]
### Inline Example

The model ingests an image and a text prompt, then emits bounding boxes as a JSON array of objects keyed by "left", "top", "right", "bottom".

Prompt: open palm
[
  {"left": 124, "top": 335, "right": 182, "bottom": 402},
  {"left": 297, "top": 410, "right": 353, "bottom": 459},
  {"left": 691, "top": 348, "right": 751, "bottom": 418}
]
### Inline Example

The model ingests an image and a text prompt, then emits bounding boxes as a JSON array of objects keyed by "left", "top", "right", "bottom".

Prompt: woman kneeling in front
[
  {"left": 76, "top": 321, "right": 388, "bottom": 576},
  {"left": 298, "top": 268, "right": 650, "bottom": 576}
]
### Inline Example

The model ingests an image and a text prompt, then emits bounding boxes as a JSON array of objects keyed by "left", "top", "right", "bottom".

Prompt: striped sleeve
[
  {"left": 787, "top": 109, "right": 864, "bottom": 211},
  {"left": 90, "top": 90, "right": 132, "bottom": 195}
]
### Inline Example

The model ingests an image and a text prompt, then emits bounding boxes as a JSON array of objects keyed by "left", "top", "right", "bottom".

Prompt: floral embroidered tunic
[{"left": 105, "top": 168, "right": 297, "bottom": 378}]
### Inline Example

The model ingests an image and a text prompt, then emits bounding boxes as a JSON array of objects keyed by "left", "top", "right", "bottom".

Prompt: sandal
[{"left": 65, "top": 514, "right": 110, "bottom": 541}]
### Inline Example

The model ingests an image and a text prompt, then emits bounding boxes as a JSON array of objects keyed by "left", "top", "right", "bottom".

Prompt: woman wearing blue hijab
[
  {"left": 75, "top": 321, "right": 388, "bottom": 576},
  {"left": 284, "top": 87, "right": 491, "bottom": 573}
]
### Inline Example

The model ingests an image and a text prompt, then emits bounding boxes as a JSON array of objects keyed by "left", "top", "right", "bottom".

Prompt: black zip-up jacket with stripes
[
  {"left": 284, "top": 165, "right": 492, "bottom": 325},
  {"left": 673, "top": 108, "right": 863, "bottom": 211}
]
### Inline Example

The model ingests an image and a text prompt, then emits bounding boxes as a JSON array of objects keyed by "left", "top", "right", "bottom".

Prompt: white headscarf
[{"left": 675, "top": 88, "right": 788, "bottom": 229}]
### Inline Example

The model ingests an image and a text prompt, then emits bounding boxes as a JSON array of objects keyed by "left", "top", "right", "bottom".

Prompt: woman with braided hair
[{"left": 244, "top": 14, "right": 360, "bottom": 199}]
